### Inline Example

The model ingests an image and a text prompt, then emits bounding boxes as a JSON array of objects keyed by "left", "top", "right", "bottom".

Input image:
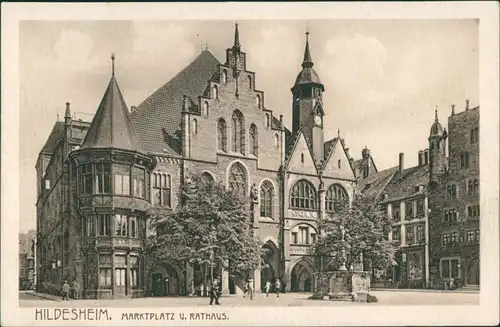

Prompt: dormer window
[
  {"left": 248, "top": 75, "right": 252, "bottom": 89},
  {"left": 265, "top": 113, "right": 270, "bottom": 128},
  {"left": 212, "top": 85, "right": 219, "bottom": 99},
  {"left": 44, "top": 179, "right": 51, "bottom": 190},
  {"left": 256, "top": 95, "right": 261, "bottom": 108}
]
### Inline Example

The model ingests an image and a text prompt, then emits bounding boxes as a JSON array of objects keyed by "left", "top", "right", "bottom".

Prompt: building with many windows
[
  {"left": 36, "top": 25, "right": 362, "bottom": 299},
  {"left": 428, "top": 101, "right": 480, "bottom": 290},
  {"left": 360, "top": 101, "right": 480, "bottom": 290}
]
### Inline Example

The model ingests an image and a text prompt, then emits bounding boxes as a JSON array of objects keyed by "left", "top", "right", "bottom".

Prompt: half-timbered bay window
[
  {"left": 80, "top": 163, "right": 93, "bottom": 195},
  {"left": 95, "top": 162, "right": 111, "bottom": 194},
  {"left": 132, "top": 167, "right": 145, "bottom": 199},
  {"left": 290, "top": 180, "right": 317, "bottom": 209},
  {"left": 115, "top": 214, "right": 128, "bottom": 237},
  {"left": 152, "top": 173, "right": 171, "bottom": 207},
  {"left": 85, "top": 216, "right": 96, "bottom": 237},
  {"left": 129, "top": 216, "right": 138, "bottom": 238},
  {"left": 114, "top": 173, "right": 130, "bottom": 195},
  {"left": 99, "top": 254, "right": 112, "bottom": 289},
  {"left": 130, "top": 256, "right": 139, "bottom": 289},
  {"left": 97, "top": 214, "right": 111, "bottom": 236},
  {"left": 114, "top": 255, "right": 127, "bottom": 288}
]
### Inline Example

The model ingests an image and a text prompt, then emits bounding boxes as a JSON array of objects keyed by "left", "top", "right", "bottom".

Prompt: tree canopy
[
  {"left": 145, "top": 174, "right": 266, "bottom": 279},
  {"left": 311, "top": 195, "right": 396, "bottom": 271}
]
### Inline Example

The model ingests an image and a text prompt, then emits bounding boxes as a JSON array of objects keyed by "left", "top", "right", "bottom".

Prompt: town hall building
[{"left": 36, "top": 25, "right": 359, "bottom": 299}]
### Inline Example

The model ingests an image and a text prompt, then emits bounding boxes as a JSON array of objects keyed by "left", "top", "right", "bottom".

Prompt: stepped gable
[
  {"left": 131, "top": 50, "right": 220, "bottom": 154},
  {"left": 40, "top": 122, "right": 65, "bottom": 155},
  {"left": 81, "top": 75, "right": 142, "bottom": 151}
]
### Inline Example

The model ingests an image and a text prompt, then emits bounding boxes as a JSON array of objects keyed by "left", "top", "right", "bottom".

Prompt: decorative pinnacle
[
  {"left": 302, "top": 30, "right": 313, "bottom": 68},
  {"left": 435, "top": 107, "right": 438, "bottom": 122},
  {"left": 111, "top": 53, "right": 115, "bottom": 77},
  {"left": 234, "top": 22, "right": 240, "bottom": 50}
]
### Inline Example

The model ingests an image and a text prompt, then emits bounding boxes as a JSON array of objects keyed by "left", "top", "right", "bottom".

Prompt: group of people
[
  {"left": 61, "top": 280, "right": 80, "bottom": 301},
  {"left": 244, "top": 278, "right": 282, "bottom": 299}
]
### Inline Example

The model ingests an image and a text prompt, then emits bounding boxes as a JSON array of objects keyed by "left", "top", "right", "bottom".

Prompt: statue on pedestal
[{"left": 250, "top": 183, "right": 259, "bottom": 203}]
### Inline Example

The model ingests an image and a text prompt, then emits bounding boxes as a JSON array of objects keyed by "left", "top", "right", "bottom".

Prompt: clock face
[{"left": 314, "top": 115, "right": 322, "bottom": 125}]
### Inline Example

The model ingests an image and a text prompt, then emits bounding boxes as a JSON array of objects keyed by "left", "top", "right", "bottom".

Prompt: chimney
[
  {"left": 399, "top": 153, "right": 404, "bottom": 172},
  {"left": 465, "top": 99, "right": 470, "bottom": 111},
  {"left": 131, "top": 106, "right": 137, "bottom": 114},
  {"left": 424, "top": 149, "right": 429, "bottom": 165},
  {"left": 418, "top": 150, "right": 424, "bottom": 166},
  {"left": 451, "top": 104, "right": 455, "bottom": 116}
]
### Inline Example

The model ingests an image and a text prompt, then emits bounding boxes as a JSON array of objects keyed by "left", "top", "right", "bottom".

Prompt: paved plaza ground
[{"left": 19, "top": 290, "right": 479, "bottom": 307}]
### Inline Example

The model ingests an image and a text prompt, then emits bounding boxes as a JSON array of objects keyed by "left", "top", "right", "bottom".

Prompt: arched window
[
  {"left": 468, "top": 180, "right": 474, "bottom": 194},
  {"left": 325, "top": 184, "right": 348, "bottom": 212},
  {"left": 201, "top": 171, "right": 215, "bottom": 184},
  {"left": 203, "top": 101, "right": 209, "bottom": 116},
  {"left": 231, "top": 110, "right": 245, "bottom": 154},
  {"left": 338, "top": 159, "right": 341, "bottom": 169},
  {"left": 290, "top": 180, "right": 317, "bottom": 209},
  {"left": 256, "top": 95, "right": 261, "bottom": 108},
  {"left": 222, "top": 70, "right": 227, "bottom": 84},
  {"left": 265, "top": 113, "right": 270, "bottom": 128},
  {"left": 274, "top": 134, "right": 279, "bottom": 148},
  {"left": 217, "top": 118, "right": 227, "bottom": 152},
  {"left": 301, "top": 153, "right": 304, "bottom": 163},
  {"left": 212, "top": 85, "right": 218, "bottom": 99},
  {"left": 260, "top": 181, "right": 273, "bottom": 218},
  {"left": 249, "top": 124, "right": 258, "bottom": 156},
  {"left": 192, "top": 118, "right": 198, "bottom": 134},
  {"left": 228, "top": 162, "right": 247, "bottom": 197},
  {"left": 473, "top": 179, "right": 479, "bottom": 194},
  {"left": 248, "top": 75, "right": 252, "bottom": 89}
]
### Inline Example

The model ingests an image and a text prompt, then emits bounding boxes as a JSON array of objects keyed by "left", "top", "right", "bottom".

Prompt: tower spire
[
  {"left": 233, "top": 22, "right": 241, "bottom": 51},
  {"left": 111, "top": 53, "right": 115, "bottom": 77},
  {"left": 302, "top": 30, "right": 313, "bottom": 68}
]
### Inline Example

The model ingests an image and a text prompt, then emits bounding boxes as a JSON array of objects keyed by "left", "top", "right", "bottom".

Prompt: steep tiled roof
[
  {"left": 380, "top": 164, "right": 430, "bottom": 203},
  {"left": 358, "top": 166, "right": 398, "bottom": 203},
  {"left": 323, "top": 137, "right": 338, "bottom": 162},
  {"left": 131, "top": 50, "right": 220, "bottom": 154},
  {"left": 40, "top": 122, "right": 65, "bottom": 154},
  {"left": 81, "top": 76, "right": 142, "bottom": 151}
]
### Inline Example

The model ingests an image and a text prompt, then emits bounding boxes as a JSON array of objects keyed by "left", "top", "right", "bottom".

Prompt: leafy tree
[
  {"left": 311, "top": 195, "right": 396, "bottom": 272},
  {"left": 145, "top": 174, "right": 266, "bottom": 280}
]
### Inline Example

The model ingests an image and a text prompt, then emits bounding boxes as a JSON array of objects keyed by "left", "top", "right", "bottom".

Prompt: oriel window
[{"left": 95, "top": 162, "right": 111, "bottom": 194}]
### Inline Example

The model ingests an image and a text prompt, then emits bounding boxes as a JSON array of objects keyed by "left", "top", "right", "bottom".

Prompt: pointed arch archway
[
  {"left": 466, "top": 254, "right": 480, "bottom": 286},
  {"left": 290, "top": 258, "right": 313, "bottom": 292},
  {"left": 261, "top": 239, "right": 279, "bottom": 291}
]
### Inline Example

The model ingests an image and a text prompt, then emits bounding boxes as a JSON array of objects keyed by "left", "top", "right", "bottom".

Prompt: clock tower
[{"left": 292, "top": 31, "right": 325, "bottom": 161}]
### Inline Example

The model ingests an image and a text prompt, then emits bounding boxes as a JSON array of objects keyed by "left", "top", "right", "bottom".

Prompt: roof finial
[
  {"left": 435, "top": 106, "right": 438, "bottom": 122},
  {"left": 111, "top": 53, "right": 115, "bottom": 77},
  {"left": 205, "top": 41, "right": 209, "bottom": 51},
  {"left": 451, "top": 104, "right": 455, "bottom": 115},
  {"left": 302, "top": 29, "right": 313, "bottom": 68},
  {"left": 234, "top": 22, "right": 241, "bottom": 51},
  {"left": 337, "top": 128, "right": 340, "bottom": 138}
]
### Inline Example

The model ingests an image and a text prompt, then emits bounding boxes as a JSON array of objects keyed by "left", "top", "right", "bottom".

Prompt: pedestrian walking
[
  {"left": 209, "top": 278, "right": 221, "bottom": 305},
  {"left": 71, "top": 280, "right": 80, "bottom": 300},
  {"left": 265, "top": 280, "right": 271, "bottom": 297},
  {"left": 275, "top": 279, "right": 281, "bottom": 298},
  {"left": 247, "top": 278, "right": 254, "bottom": 300},
  {"left": 61, "top": 280, "right": 70, "bottom": 301}
]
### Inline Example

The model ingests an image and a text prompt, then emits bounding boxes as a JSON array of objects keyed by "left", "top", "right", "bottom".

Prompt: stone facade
[
  {"left": 428, "top": 103, "right": 480, "bottom": 289},
  {"left": 35, "top": 26, "right": 359, "bottom": 299}
]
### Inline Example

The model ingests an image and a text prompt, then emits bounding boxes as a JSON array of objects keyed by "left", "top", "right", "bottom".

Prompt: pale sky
[{"left": 19, "top": 20, "right": 478, "bottom": 232}]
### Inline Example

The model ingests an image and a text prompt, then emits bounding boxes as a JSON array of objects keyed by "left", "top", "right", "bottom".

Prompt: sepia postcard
[{"left": 1, "top": 2, "right": 499, "bottom": 326}]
